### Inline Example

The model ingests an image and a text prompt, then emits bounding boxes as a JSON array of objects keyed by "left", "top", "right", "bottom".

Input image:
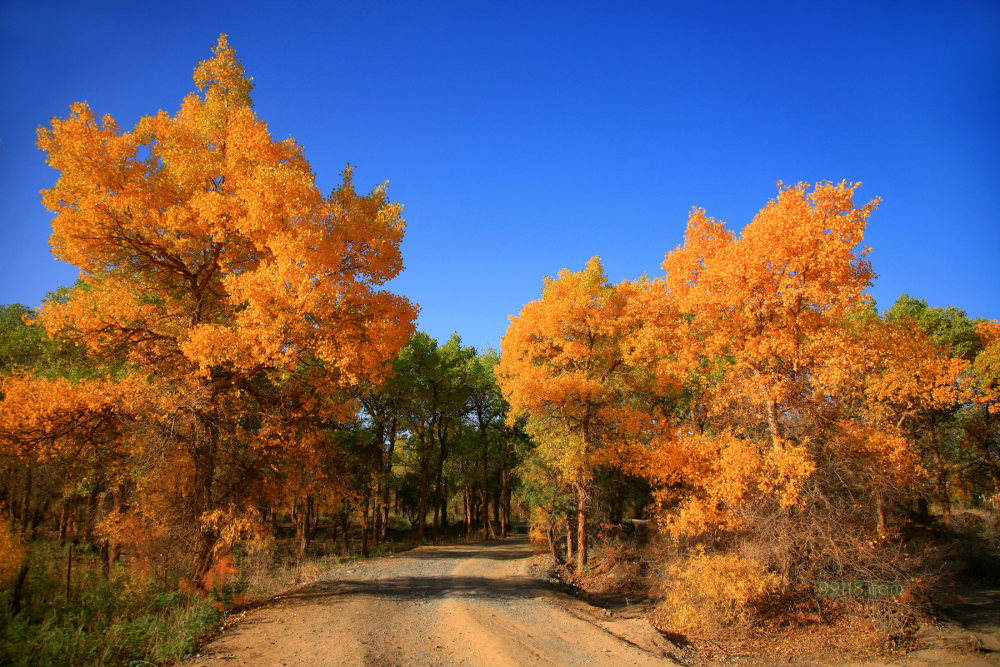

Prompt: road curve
[{"left": 189, "top": 536, "right": 678, "bottom": 666}]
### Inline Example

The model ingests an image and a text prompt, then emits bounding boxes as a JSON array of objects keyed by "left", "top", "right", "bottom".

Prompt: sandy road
[{"left": 190, "top": 536, "right": 679, "bottom": 666}]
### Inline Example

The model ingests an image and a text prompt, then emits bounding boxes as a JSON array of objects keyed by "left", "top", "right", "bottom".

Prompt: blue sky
[{"left": 1, "top": 0, "right": 997, "bottom": 352}]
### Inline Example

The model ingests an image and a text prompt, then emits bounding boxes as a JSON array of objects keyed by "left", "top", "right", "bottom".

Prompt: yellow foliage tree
[
  {"left": 3, "top": 35, "right": 417, "bottom": 579},
  {"left": 497, "top": 257, "right": 636, "bottom": 569}
]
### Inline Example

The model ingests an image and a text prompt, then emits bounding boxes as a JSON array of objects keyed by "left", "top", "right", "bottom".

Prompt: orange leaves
[
  {"left": 859, "top": 315, "right": 969, "bottom": 418},
  {"left": 499, "top": 182, "right": 965, "bottom": 539},
  {"left": 0, "top": 372, "right": 138, "bottom": 461},
  {"left": 970, "top": 320, "right": 1000, "bottom": 412},
  {"left": 662, "top": 182, "right": 878, "bottom": 389},
  {"left": 193, "top": 34, "right": 254, "bottom": 105},
  {"left": 497, "top": 257, "right": 635, "bottom": 467},
  {"left": 14, "top": 35, "right": 419, "bottom": 579},
  {"left": 34, "top": 34, "right": 416, "bottom": 389}
]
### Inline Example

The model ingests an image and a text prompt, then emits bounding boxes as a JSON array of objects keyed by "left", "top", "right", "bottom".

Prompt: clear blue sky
[{"left": 2, "top": 1, "right": 997, "bottom": 352}]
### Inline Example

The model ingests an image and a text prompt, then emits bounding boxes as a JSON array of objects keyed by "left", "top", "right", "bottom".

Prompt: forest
[{"left": 1, "top": 35, "right": 998, "bottom": 666}]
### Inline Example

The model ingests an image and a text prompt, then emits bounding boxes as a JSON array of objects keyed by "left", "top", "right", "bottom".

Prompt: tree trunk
[
  {"left": 463, "top": 475, "right": 473, "bottom": 538},
  {"left": 101, "top": 540, "right": 111, "bottom": 579},
  {"left": 565, "top": 515, "right": 574, "bottom": 564},
  {"left": 11, "top": 562, "right": 30, "bottom": 615},
  {"left": 766, "top": 399, "right": 782, "bottom": 448},
  {"left": 875, "top": 490, "right": 887, "bottom": 538},
  {"left": 58, "top": 501, "right": 68, "bottom": 546},
  {"left": 928, "top": 416, "right": 951, "bottom": 519},
  {"left": 493, "top": 486, "right": 501, "bottom": 530},
  {"left": 19, "top": 463, "right": 31, "bottom": 536},
  {"left": 547, "top": 522, "right": 562, "bottom": 566},
  {"left": 191, "top": 413, "right": 219, "bottom": 582},
  {"left": 295, "top": 497, "right": 309, "bottom": 562},
  {"left": 480, "top": 416, "right": 493, "bottom": 539},
  {"left": 500, "top": 441, "right": 511, "bottom": 538},
  {"left": 418, "top": 449, "right": 429, "bottom": 540},
  {"left": 433, "top": 416, "right": 448, "bottom": 540},
  {"left": 374, "top": 480, "right": 383, "bottom": 548},
  {"left": 381, "top": 418, "right": 396, "bottom": 542},
  {"left": 575, "top": 481, "right": 588, "bottom": 571}
]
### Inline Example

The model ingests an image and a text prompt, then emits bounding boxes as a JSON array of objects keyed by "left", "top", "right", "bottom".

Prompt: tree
[
  {"left": 626, "top": 182, "right": 925, "bottom": 539},
  {"left": 13, "top": 34, "right": 417, "bottom": 579},
  {"left": 497, "top": 256, "right": 635, "bottom": 569}
]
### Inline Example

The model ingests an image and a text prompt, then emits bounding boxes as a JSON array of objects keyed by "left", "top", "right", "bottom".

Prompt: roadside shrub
[{"left": 652, "top": 547, "right": 777, "bottom": 634}]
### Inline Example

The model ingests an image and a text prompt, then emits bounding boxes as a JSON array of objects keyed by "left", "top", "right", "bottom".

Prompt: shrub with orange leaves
[{"left": 652, "top": 547, "right": 779, "bottom": 634}]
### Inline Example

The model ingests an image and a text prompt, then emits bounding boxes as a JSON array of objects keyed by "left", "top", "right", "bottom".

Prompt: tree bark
[
  {"left": 928, "top": 416, "right": 951, "bottom": 519},
  {"left": 380, "top": 418, "right": 396, "bottom": 542},
  {"left": 418, "top": 447, "right": 429, "bottom": 540},
  {"left": 565, "top": 515, "right": 574, "bottom": 564},
  {"left": 766, "top": 399, "right": 782, "bottom": 448},
  {"left": 480, "top": 416, "right": 494, "bottom": 538},
  {"left": 191, "top": 412, "right": 219, "bottom": 582},
  {"left": 575, "top": 481, "right": 588, "bottom": 570},
  {"left": 547, "top": 522, "right": 562, "bottom": 566},
  {"left": 361, "top": 488, "right": 371, "bottom": 557}
]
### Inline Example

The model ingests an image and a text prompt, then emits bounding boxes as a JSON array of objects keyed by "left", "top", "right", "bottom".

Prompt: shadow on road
[
  {"left": 402, "top": 545, "right": 527, "bottom": 562},
  {"left": 279, "top": 574, "right": 552, "bottom": 606}
]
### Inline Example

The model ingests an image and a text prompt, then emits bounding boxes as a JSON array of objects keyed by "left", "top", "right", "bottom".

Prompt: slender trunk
[
  {"left": 191, "top": 413, "right": 219, "bottom": 582},
  {"left": 565, "top": 515, "right": 574, "bottom": 564},
  {"left": 928, "top": 416, "right": 951, "bottom": 519},
  {"left": 19, "top": 463, "right": 31, "bottom": 535},
  {"left": 361, "top": 489, "right": 371, "bottom": 557},
  {"left": 381, "top": 418, "right": 396, "bottom": 542},
  {"left": 500, "top": 448, "right": 510, "bottom": 538},
  {"left": 479, "top": 412, "right": 493, "bottom": 539},
  {"left": 875, "top": 490, "right": 887, "bottom": 538},
  {"left": 492, "top": 486, "right": 501, "bottom": 529},
  {"left": 691, "top": 403, "right": 704, "bottom": 435},
  {"left": 575, "top": 482, "right": 588, "bottom": 570},
  {"left": 65, "top": 543, "right": 73, "bottom": 599},
  {"left": 12, "top": 562, "right": 29, "bottom": 615},
  {"left": 306, "top": 496, "right": 315, "bottom": 540},
  {"left": 374, "top": 480, "right": 383, "bottom": 548},
  {"left": 463, "top": 475, "right": 473, "bottom": 538},
  {"left": 295, "top": 497, "right": 309, "bottom": 562},
  {"left": 989, "top": 466, "right": 1000, "bottom": 519},
  {"left": 418, "top": 448, "right": 429, "bottom": 540},
  {"left": 766, "top": 399, "right": 782, "bottom": 448},
  {"left": 441, "top": 479, "right": 449, "bottom": 531},
  {"left": 576, "top": 418, "right": 591, "bottom": 570},
  {"left": 342, "top": 512, "right": 350, "bottom": 553},
  {"left": 83, "top": 483, "right": 101, "bottom": 546},
  {"left": 433, "top": 417, "right": 447, "bottom": 540},
  {"left": 547, "top": 522, "right": 562, "bottom": 566},
  {"left": 58, "top": 501, "right": 68, "bottom": 546},
  {"left": 311, "top": 499, "right": 320, "bottom": 539}
]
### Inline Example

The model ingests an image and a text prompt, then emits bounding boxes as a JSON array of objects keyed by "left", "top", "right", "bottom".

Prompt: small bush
[{"left": 652, "top": 547, "right": 778, "bottom": 634}]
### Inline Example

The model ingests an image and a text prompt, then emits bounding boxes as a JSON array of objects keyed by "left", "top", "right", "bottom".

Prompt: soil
[{"left": 187, "top": 535, "right": 683, "bottom": 666}]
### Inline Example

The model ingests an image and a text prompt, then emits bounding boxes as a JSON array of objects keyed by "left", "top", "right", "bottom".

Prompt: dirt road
[{"left": 190, "top": 536, "right": 679, "bottom": 666}]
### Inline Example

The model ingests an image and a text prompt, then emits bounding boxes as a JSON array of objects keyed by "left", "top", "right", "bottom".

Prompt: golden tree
[
  {"left": 7, "top": 35, "right": 417, "bottom": 578},
  {"left": 497, "top": 257, "right": 635, "bottom": 569},
  {"left": 628, "top": 182, "right": 913, "bottom": 537}
]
